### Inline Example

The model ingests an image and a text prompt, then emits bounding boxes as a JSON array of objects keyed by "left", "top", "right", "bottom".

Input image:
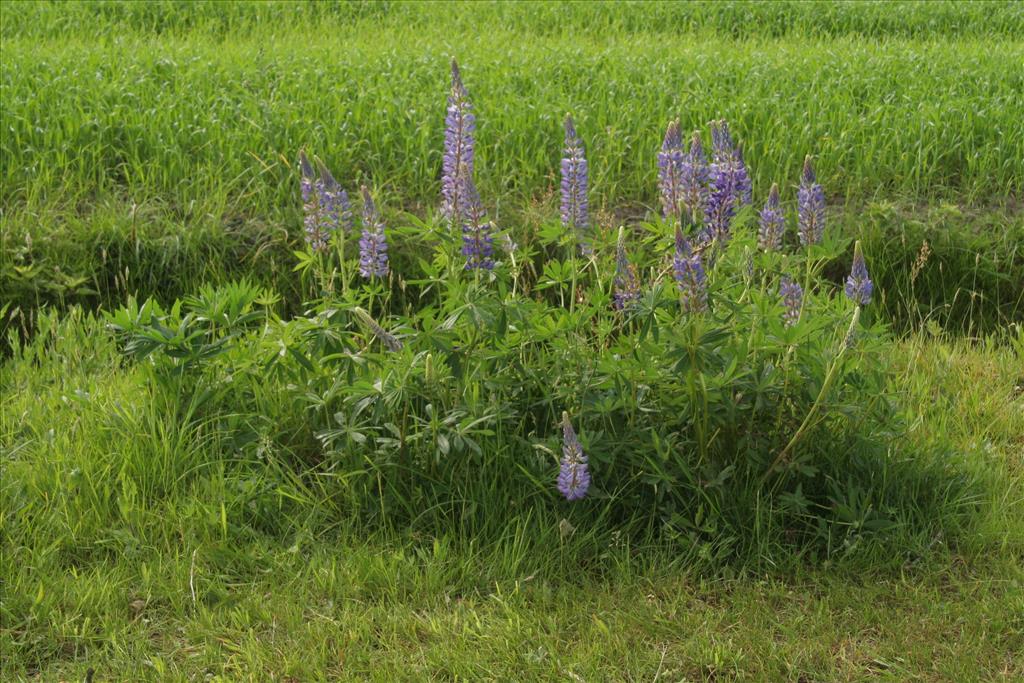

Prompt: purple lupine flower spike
[
  {"left": 441, "top": 59, "right": 476, "bottom": 227},
  {"left": 797, "top": 156, "right": 826, "bottom": 246},
  {"left": 704, "top": 165, "right": 736, "bottom": 244},
  {"left": 612, "top": 226, "right": 641, "bottom": 311},
  {"left": 844, "top": 240, "right": 873, "bottom": 306},
  {"left": 316, "top": 160, "right": 354, "bottom": 236},
  {"left": 561, "top": 114, "right": 590, "bottom": 254},
  {"left": 358, "top": 185, "right": 389, "bottom": 279},
  {"left": 680, "top": 130, "right": 710, "bottom": 223},
  {"left": 558, "top": 412, "right": 590, "bottom": 501},
  {"left": 732, "top": 144, "right": 753, "bottom": 206},
  {"left": 673, "top": 227, "right": 708, "bottom": 313},
  {"left": 758, "top": 183, "right": 785, "bottom": 251},
  {"left": 460, "top": 169, "right": 495, "bottom": 270},
  {"left": 299, "top": 151, "right": 328, "bottom": 252},
  {"left": 710, "top": 119, "right": 734, "bottom": 163},
  {"left": 710, "top": 120, "right": 752, "bottom": 208},
  {"left": 657, "top": 119, "right": 684, "bottom": 221},
  {"left": 779, "top": 276, "right": 803, "bottom": 327}
]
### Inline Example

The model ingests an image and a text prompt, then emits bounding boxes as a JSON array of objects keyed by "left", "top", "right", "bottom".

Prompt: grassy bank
[{"left": 2, "top": 309, "right": 1021, "bottom": 679}]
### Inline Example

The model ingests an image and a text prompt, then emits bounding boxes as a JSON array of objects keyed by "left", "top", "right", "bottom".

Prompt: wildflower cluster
[{"left": 292, "top": 61, "right": 881, "bottom": 512}]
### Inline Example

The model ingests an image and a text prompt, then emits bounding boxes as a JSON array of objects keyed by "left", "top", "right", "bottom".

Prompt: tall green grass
[
  {"left": 3, "top": 32, "right": 1020, "bottom": 212},
  {"left": 4, "top": 0, "right": 1023, "bottom": 41}
]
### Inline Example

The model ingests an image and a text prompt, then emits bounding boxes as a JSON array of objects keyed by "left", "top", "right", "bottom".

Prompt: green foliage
[
  {"left": 845, "top": 203, "right": 1024, "bottom": 334},
  {"left": 96, "top": 217, "right": 983, "bottom": 566}
]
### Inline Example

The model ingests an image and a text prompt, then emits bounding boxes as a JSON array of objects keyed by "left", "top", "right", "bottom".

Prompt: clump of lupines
[
  {"left": 299, "top": 151, "right": 352, "bottom": 252},
  {"left": 441, "top": 59, "right": 475, "bottom": 226},
  {"left": 459, "top": 168, "right": 495, "bottom": 270},
  {"left": 358, "top": 186, "right": 389, "bottom": 279},
  {"left": 844, "top": 240, "right": 873, "bottom": 306},
  {"left": 758, "top": 183, "right": 785, "bottom": 251},
  {"left": 658, "top": 119, "right": 685, "bottom": 222},
  {"left": 710, "top": 119, "right": 752, "bottom": 208},
  {"left": 561, "top": 114, "right": 590, "bottom": 254},
  {"left": 797, "top": 156, "right": 826, "bottom": 246},
  {"left": 557, "top": 412, "right": 590, "bottom": 501},
  {"left": 673, "top": 228, "right": 709, "bottom": 313},
  {"left": 612, "top": 226, "right": 641, "bottom": 311},
  {"left": 779, "top": 276, "right": 803, "bottom": 327}
]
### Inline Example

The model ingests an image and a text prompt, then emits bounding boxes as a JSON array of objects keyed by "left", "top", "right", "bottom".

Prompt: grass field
[{"left": 2, "top": 2, "right": 1023, "bottom": 680}]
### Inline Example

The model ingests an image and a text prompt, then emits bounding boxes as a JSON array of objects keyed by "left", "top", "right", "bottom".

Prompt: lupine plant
[{"left": 106, "top": 61, "right": 976, "bottom": 566}]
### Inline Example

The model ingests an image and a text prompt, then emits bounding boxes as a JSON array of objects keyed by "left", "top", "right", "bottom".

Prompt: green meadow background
[{"left": 2, "top": 2, "right": 1022, "bottom": 680}]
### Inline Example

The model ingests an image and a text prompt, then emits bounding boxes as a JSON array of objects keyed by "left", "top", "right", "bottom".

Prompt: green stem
[{"left": 762, "top": 305, "right": 861, "bottom": 482}]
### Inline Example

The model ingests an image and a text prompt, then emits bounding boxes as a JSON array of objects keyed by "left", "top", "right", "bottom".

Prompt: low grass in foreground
[{"left": 2, "top": 313, "right": 1021, "bottom": 680}]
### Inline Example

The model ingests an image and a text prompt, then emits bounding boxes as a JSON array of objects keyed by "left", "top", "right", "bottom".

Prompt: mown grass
[{"left": 2, "top": 309, "right": 1021, "bottom": 679}]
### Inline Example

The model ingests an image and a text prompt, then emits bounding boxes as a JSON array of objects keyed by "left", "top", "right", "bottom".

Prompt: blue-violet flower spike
[
  {"left": 317, "top": 160, "right": 353, "bottom": 236},
  {"left": 558, "top": 412, "right": 590, "bottom": 501},
  {"left": 460, "top": 169, "right": 495, "bottom": 271},
  {"left": 612, "top": 226, "right": 641, "bottom": 311},
  {"left": 844, "top": 240, "right": 873, "bottom": 306},
  {"left": 680, "top": 130, "right": 710, "bottom": 222},
  {"left": 657, "top": 119, "right": 684, "bottom": 222},
  {"left": 758, "top": 183, "right": 785, "bottom": 251},
  {"left": 561, "top": 114, "right": 590, "bottom": 254},
  {"left": 299, "top": 151, "right": 327, "bottom": 252},
  {"left": 358, "top": 185, "right": 389, "bottom": 278},
  {"left": 709, "top": 120, "right": 752, "bottom": 208},
  {"left": 797, "top": 156, "right": 826, "bottom": 246},
  {"left": 673, "top": 228, "right": 709, "bottom": 313},
  {"left": 780, "top": 275, "right": 803, "bottom": 327},
  {"left": 705, "top": 166, "right": 736, "bottom": 244},
  {"left": 441, "top": 59, "right": 476, "bottom": 227}
]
